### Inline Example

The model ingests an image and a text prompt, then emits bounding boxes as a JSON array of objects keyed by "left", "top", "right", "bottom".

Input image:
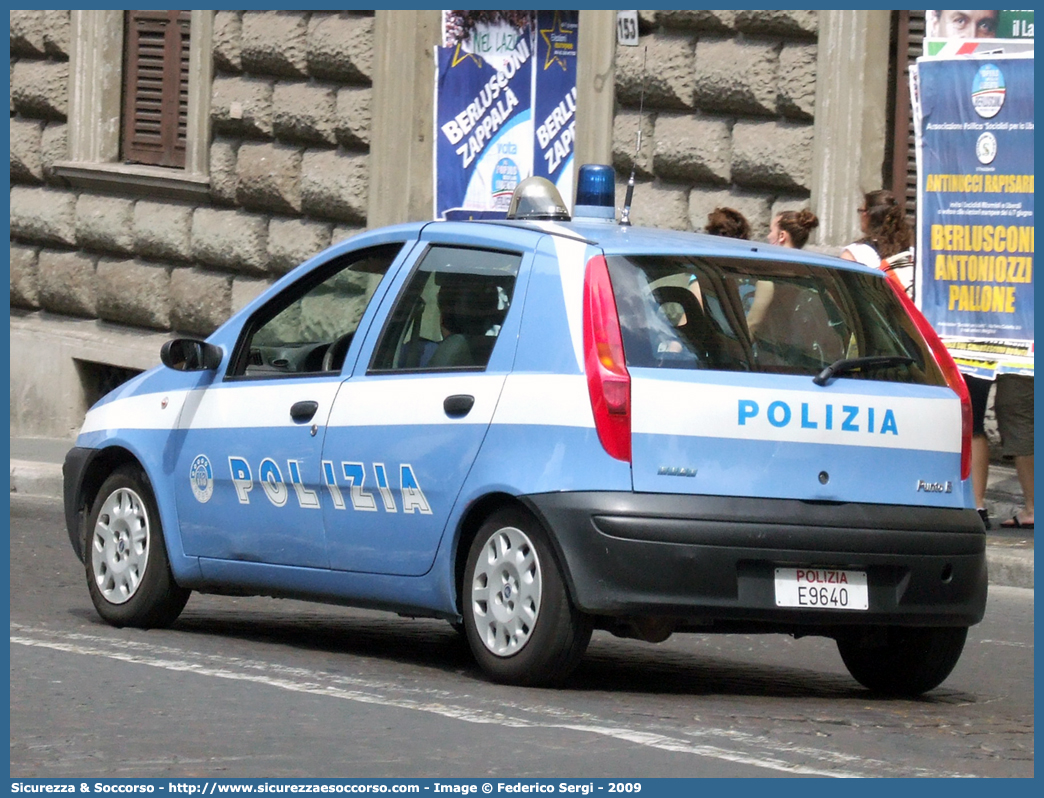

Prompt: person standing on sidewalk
[
  {"left": 965, "top": 374, "right": 996, "bottom": 528},
  {"left": 840, "top": 190, "right": 915, "bottom": 296},
  {"left": 963, "top": 373, "right": 1034, "bottom": 531},
  {"left": 994, "top": 374, "right": 1034, "bottom": 530}
]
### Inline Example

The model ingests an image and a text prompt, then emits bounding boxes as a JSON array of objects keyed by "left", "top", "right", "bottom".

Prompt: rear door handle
[
  {"left": 290, "top": 400, "right": 319, "bottom": 423},
  {"left": 444, "top": 394, "right": 475, "bottom": 418}
]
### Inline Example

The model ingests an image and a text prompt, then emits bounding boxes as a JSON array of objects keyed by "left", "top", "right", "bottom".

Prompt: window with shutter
[
  {"left": 888, "top": 10, "right": 926, "bottom": 231},
  {"left": 122, "top": 10, "right": 191, "bottom": 168}
]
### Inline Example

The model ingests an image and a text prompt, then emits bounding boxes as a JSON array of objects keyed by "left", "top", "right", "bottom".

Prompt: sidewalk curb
[
  {"left": 986, "top": 547, "right": 1034, "bottom": 590},
  {"left": 9, "top": 458, "right": 1033, "bottom": 590},
  {"left": 10, "top": 460, "right": 63, "bottom": 501}
]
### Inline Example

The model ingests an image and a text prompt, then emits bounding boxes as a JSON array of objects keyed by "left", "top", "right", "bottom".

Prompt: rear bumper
[{"left": 523, "top": 492, "right": 988, "bottom": 631}]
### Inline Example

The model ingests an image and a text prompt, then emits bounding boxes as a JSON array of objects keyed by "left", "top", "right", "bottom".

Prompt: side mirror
[{"left": 160, "top": 338, "right": 223, "bottom": 372}]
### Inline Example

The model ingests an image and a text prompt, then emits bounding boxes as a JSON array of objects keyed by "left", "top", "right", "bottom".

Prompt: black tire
[
  {"left": 462, "top": 508, "right": 591, "bottom": 686},
  {"left": 837, "top": 625, "right": 968, "bottom": 696},
  {"left": 85, "top": 465, "right": 191, "bottom": 629}
]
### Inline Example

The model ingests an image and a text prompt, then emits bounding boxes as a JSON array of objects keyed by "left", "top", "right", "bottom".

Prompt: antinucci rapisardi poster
[
  {"left": 911, "top": 52, "right": 1034, "bottom": 378},
  {"left": 434, "top": 10, "right": 579, "bottom": 220}
]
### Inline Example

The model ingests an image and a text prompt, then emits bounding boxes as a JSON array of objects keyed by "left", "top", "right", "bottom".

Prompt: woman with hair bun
[
  {"left": 747, "top": 208, "right": 820, "bottom": 335},
  {"left": 841, "top": 189, "right": 915, "bottom": 295},
  {"left": 769, "top": 208, "right": 819, "bottom": 249}
]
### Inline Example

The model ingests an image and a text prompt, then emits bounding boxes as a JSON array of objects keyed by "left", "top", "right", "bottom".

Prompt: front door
[{"left": 173, "top": 242, "right": 407, "bottom": 566}]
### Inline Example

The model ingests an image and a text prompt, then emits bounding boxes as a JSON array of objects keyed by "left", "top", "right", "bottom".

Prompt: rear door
[
  {"left": 607, "top": 254, "right": 966, "bottom": 508},
  {"left": 320, "top": 226, "right": 531, "bottom": 575}
]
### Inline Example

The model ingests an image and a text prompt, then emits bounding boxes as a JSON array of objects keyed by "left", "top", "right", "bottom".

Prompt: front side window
[
  {"left": 370, "top": 245, "right": 521, "bottom": 372},
  {"left": 606, "top": 254, "right": 944, "bottom": 386},
  {"left": 229, "top": 244, "right": 403, "bottom": 379}
]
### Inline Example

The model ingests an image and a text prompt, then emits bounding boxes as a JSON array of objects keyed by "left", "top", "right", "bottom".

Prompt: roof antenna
[{"left": 620, "top": 45, "right": 647, "bottom": 227}]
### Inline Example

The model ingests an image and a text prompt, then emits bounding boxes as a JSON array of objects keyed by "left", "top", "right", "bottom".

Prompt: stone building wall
[
  {"left": 611, "top": 10, "right": 818, "bottom": 241},
  {"left": 11, "top": 9, "right": 817, "bottom": 338},
  {"left": 10, "top": 10, "right": 374, "bottom": 339}
]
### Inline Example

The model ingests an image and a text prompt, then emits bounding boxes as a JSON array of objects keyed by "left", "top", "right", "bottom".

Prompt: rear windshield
[{"left": 606, "top": 254, "right": 945, "bottom": 386}]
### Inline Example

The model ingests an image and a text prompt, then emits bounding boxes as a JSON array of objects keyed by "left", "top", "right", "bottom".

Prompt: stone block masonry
[
  {"left": 191, "top": 208, "right": 270, "bottom": 275},
  {"left": 10, "top": 59, "right": 67, "bottom": 119},
  {"left": 75, "top": 194, "right": 136, "bottom": 257},
  {"left": 171, "top": 269, "right": 234, "bottom": 336},
  {"left": 36, "top": 250, "right": 97, "bottom": 319},
  {"left": 10, "top": 244, "right": 40, "bottom": 310},
  {"left": 613, "top": 11, "right": 818, "bottom": 234},
  {"left": 11, "top": 187, "right": 76, "bottom": 247},
  {"left": 95, "top": 259, "right": 172, "bottom": 331},
  {"left": 9, "top": 9, "right": 822, "bottom": 344},
  {"left": 268, "top": 217, "right": 333, "bottom": 276},
  {"left": 10, "top": 119, "right": 45, "bottom": 182},
  {"left": 133, "top": 202, "right": 195, "bottom": 263},
  {"left": 9, "top": 10, "right": 374, "bottom": 340}
]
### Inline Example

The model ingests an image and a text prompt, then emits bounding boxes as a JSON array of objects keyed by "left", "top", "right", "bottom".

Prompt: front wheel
[
  {"left": 837, "top": 625, "right": 968, "bottom": 696},
  {"left": 85, "top": 465, "right": 191, "bottom": 629},
  {"left": 463, "top": 509, "right": 591, "bottom": 686}
]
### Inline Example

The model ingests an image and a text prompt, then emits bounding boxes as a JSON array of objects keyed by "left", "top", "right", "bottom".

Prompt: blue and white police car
[{"left": 64, "top": 166, "right": 986, "bottom": 695}]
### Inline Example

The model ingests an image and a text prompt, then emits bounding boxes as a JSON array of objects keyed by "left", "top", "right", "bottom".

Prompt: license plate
[{"left": 774, "top": 568, "right": 868, "bottom": 610}]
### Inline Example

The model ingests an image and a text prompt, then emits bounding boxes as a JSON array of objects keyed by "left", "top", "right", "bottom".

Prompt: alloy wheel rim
[
  {"left": 91, "top": 487, "right": 150, "bottom": 605},
  {"left": 470, "top": 525, "right": 542, "bottom": 656}
]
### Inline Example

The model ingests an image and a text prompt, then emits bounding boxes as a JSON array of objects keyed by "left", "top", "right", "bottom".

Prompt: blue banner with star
[
  {"left": 533, "top": 11, "right": 579, "bottom": 205},
  {"left": 434, "top": 28, "right": 534, "bottom": 220},
  {"left": 913, "top": 54, "right": 1034, "bottom": 377},
  {"left": 434, "top": 14, "right": 580, "bottom": 220}
]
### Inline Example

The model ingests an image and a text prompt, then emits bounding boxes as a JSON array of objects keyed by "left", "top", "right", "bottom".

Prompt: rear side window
[
  {"left": 606, "top": 254, "right": 945, "bottom": 386},
  {"left": 370, "top": 245, "right": 521, "bottom": 372}
]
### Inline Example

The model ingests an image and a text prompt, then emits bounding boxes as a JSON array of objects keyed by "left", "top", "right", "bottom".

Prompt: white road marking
[{"left": 11, "top": 625, "right": 975, "bottom": 779}]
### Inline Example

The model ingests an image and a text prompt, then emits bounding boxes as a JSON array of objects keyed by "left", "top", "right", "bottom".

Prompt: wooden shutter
[
  {"left": 122, "top": 10, "right": 191, "bottom": 168},
  {"left": 889, "top": 10, "right": 926, "bottom": 229}
]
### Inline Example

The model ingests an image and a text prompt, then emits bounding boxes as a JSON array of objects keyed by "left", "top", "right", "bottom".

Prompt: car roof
[
  {"left": 469, "top": 219, "right": 880, "bottom": 275},
  {"left": 327, "top": 218, "right": 878, "bottom": 279}
]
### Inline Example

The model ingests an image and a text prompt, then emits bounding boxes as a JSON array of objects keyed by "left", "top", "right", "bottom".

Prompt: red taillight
[
  {"left": 583, "top": 255, "right": 631, "bottom": 462},
  {"left": 886, "top": 279, "right": 972, "bottom": 480}
]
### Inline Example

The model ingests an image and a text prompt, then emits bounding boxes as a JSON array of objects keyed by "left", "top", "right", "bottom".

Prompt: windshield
[{"left": 605, "top": 254, "right": 945, "bottom": 386}]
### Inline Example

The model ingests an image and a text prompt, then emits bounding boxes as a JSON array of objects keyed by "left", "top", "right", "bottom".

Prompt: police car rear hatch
[{"left": 603, "top": 252, "right": 969, "bottom": 509}]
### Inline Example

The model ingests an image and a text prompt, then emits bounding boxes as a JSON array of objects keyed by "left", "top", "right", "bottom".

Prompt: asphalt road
[{"left": 10, "top": 495, "right": 1034, "bottom": 778}]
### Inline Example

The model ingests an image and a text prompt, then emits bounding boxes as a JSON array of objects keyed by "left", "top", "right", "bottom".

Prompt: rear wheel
[
  {"left": 463, "top": 509, "right": 591, "bottom": 686},
  {"left": 85, "top": 465, "right": 191, "bottom": 628},
  {"left": 837, "top": 625, "right": 968, "bottom": 696}
]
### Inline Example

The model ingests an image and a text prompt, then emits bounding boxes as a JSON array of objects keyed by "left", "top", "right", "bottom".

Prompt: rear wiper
[{"left": 813, "top": 355, "right": 915, "bottom": 386}]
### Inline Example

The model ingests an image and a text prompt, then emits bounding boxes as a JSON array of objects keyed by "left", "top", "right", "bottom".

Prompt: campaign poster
[
  {"left": 925, "top": 9, "right": 1033, "bottom": 41},
  {"left": 913, "top": 55, "right": 1034, "bottom": 378},
  {"left": 923, "top": 10, "right": 1034, "bottom": 60},
  {"left": 532, "top": 10, "right": 579, "bottom": 207},
  {"left": 434, "top": 13, "right": 535, "bottom": 220},
  {"left": 434, "top": 11, "right": 580, "bottom": 221}
]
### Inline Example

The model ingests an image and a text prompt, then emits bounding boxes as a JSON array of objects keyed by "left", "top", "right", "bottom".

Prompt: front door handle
[
  {"left": 444, "top": 394, "right": 475, "bottom": 418},
  {"left": 290, "top": 400, "right": 319, "bottom": 423}
]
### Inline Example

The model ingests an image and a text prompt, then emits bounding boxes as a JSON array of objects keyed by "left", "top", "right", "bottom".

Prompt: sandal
[
  {"left": 1000, "top": 515, "right": 1034, "bottom": 530},
  {"left": 977, "top": 508, "right": 991, "bottom": 530}
]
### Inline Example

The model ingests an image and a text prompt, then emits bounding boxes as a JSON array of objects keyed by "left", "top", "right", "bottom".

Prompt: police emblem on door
[{"left": 190, "top": 454, "right": 214, "bottom": 503}]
